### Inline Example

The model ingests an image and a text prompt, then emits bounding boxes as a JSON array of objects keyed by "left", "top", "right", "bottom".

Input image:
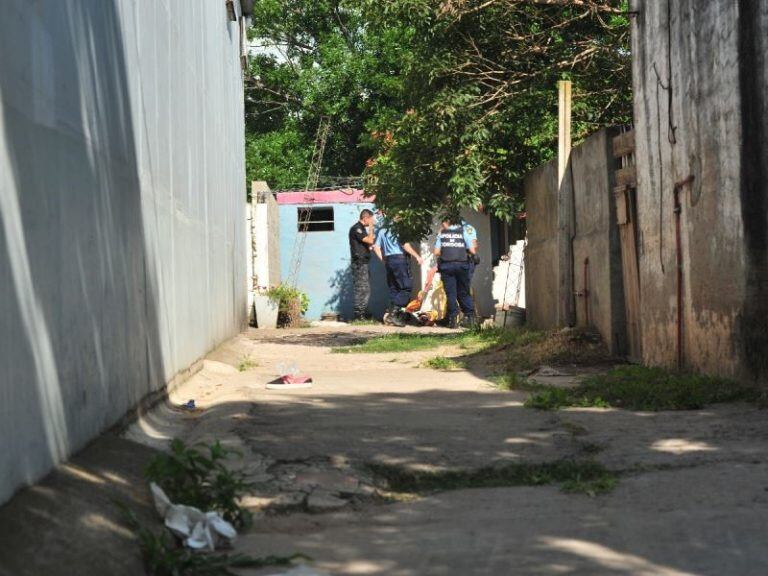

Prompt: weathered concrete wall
[
  {"left": 571, "top": 129, "right": 627, "bottom": 354},
  {"left": 630, "top": 0, "right": 768, "bottom": 380},
  {"left": 525, "top": 129, "right": 627, "bottom": 353},
  {"left": 524, "top": 161, "right": 561, "bottom": 331},
  {"left": 462, "top": 209, "right": 495, "bottom": 318},
  {"left": 251, "top": 182, "right": 281, "bottom": 288},
  {"left": 0, "top": 1, "right": 247, "bottom": 505}
]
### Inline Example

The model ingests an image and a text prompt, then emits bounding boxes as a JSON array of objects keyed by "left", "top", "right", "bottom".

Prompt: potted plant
[
  {"left": 253, "top": 286, "right": 279, "bottom": 329},
  {"left": 266, "top": 284, "right": 310, "bottom": 328}
]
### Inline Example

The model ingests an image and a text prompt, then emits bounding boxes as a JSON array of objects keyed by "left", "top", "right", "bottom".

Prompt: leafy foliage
[
  {"left": 245, "top": 0, "right": 412, "bottom": 189},
  {"left": 364, "top": 0, "right": 632, "bottom": 236},
  {"left": 246, "top": 1, "right": 632, "bottom": 236},
  {"left": 145, "top": 439, "right": 252, "bottom": 528},
  {"left": 266, "top": 284, "right": 310, "bottom": 315}
]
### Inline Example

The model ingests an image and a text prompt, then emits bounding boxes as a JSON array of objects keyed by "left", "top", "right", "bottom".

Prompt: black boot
[
  {"left": 448, "top": 315, "right": 460, "bottom": 329},
  {"left": 461, "top": 314, "right": 476, "bottom": 328}
]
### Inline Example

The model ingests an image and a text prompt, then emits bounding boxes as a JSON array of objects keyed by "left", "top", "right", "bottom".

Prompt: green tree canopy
[
  {"left": 245, "top": 0, "right": 631, "bottom": 236},
  {"left": 245, "top": 0, "right": 413, "bottom": 189}
]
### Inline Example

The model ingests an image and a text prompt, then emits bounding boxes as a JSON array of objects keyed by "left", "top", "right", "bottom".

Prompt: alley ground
[{"left": 2, "top": 325, "right": 768, "bottom": 576}]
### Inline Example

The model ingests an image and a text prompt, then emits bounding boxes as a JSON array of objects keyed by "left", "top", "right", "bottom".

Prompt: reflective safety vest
[{"left": 438, "top": 225, "right": 468, "bottom": 262}]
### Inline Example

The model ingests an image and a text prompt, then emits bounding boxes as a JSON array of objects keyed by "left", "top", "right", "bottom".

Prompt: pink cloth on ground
[{"left": 281, "top": 374, "right": 313, "bottom": 384}]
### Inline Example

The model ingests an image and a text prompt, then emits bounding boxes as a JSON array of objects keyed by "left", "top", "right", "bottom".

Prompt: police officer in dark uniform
[
  {"left": 434, "top": 218, "right": 476, "bottom": 328},
  {"left": 348, "top": 209, "right": 375, "bottom": 320}
]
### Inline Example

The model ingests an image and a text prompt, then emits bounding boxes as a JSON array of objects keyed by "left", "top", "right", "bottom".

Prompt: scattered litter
[
  {"left": 180, "top": 399, "right": 196, "bottom": 410},
  {"left": 150, "top": 482, "right": 237, "bottom": 551}
]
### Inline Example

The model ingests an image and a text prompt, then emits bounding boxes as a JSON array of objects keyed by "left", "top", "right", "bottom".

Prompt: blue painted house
[{"left": 277, "top": 189, "right": 390, "bottom": 320}]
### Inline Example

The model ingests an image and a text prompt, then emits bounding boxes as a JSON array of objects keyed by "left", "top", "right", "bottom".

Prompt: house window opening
[{"left": 298, "top": 207, "right": 334, "bottom": 232}]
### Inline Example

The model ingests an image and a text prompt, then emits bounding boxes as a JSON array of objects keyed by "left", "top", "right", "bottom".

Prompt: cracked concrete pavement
[{"left": 2, "top": 324, "right": 768, "bottom": 575}]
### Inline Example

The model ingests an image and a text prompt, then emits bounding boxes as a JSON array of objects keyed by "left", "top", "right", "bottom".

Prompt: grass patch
[
  {"left": 422, "top": 356, "right": 466, "bottom": 370},
  {"left": 367, "top": 460, "right": 617, "bottom": 496},
  {"left": 349, "top": 318, "right": 379, "bottom": 326},
  {"left": 493, "top": 372, "right": 541, "bottom": 391},
  {"left": 523, "top": 365, "right": 759, "bottom": 411},
  {"left": 524, "top": 387, "right": 574, "bottom": 410},
  {"left": 332, "top": 326, "right": 538, "bottom": 355}
]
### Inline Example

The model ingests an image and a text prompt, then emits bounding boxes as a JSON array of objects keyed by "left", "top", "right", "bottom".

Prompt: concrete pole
[{"left": 557, "top": 80, "right": 575, "bottom": 326}]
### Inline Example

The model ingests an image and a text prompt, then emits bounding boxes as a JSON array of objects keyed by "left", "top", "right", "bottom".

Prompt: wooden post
[
  {"left": 557, "top": 80, "right": 575, "bottom": 327},
  {"left": 558, "top": 80, "right": 572, "bottom": 187}
]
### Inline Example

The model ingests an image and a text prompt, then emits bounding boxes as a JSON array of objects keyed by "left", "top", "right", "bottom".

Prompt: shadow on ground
[{"left": 0, "top": 437, "right": 160, "bottom": 576}]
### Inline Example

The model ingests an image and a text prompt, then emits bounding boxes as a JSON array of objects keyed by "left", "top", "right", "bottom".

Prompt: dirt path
[{"left": 123, "top": 326, "right": 768, "bottom": 576}]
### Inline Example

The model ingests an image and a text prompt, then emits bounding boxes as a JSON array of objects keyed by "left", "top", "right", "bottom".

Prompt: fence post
[{"left": 557, "top": 80, "right": 575, "bottom": 326}]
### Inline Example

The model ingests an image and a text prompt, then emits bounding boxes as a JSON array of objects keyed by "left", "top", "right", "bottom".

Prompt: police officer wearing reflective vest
[
  {"left": 372, "top": 224, "right": 423, "bottom": 326},
  {"left": 434, "top": 217, "right": 476, "bottom": 328},
  {"left": 348, "top": 209, "right": 376, "bottom": 320}
]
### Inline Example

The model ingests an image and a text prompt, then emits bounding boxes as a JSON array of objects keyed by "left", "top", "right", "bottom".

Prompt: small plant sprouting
[
  {"left": 145, "top": 439, "right": 252, "bottom": 529},
  {"left": 238, "top": 356, "right": 259, "bottom": 372},
  {"left": 422, "top": 356, "right": 466, "bottom": 370}
]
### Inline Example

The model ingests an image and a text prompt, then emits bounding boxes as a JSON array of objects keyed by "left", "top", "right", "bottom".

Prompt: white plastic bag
[{"left": 150, "top": 482, "right": 237, "bottom": 551}]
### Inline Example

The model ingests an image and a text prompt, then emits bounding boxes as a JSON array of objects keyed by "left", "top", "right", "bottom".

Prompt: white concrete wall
[
  {"left": 0, "top": 0, "right": 247, "bottom": 504},
  {"left": 251, "top": 182, "right": 281, "bottom": 289}
]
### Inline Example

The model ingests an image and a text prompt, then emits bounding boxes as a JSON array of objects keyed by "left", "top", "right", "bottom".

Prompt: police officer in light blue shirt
[
  {"left": 373, "top": 224, "right": 423, "bottom": 326},
  {"left": 434, "top": 217, "right": 476, "bottom": 328}
]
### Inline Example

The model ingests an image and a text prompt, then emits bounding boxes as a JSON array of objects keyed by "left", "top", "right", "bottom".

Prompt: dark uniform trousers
[
  {"left": 384, "top": 254, "right": 412, "bottom": 308},
  {"left": 439, "top": 260, "right": 473, "bottom": 319},
  {"left": 351, "top": 257, "right": 370, "bottom": 318}
]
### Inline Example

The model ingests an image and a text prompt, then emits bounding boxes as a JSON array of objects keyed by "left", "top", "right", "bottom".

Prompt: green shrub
[{"left": 266, "top": 284, "right": 309, "bottom": 315}]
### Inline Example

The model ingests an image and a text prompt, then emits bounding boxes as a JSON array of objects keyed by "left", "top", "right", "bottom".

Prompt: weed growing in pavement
[
  {"left": 238, "top": 356, "right": 259, "bottom": 372},
  {"left": 522, "top": 365, "right": 759, "bottom": 411},
  {"left": 524, "top": 387, "right": 573, "bottom": 410},
  {"left": 146, "top": 439, "right": 252, "bottom": 528},
  {"left": 367, "top": 460, "right": 618, "bottom": 496},
  {"left": 116, "top": 503, "right": 303, "bottom": 576},
  {"left": 493, "top": 372, "right": 539, "bottom": 391},
  {"left": 349, "top": 318, "right": 379, "bottom": 326},
  {"left": 422, "top": 355, "right": 466, "bottom": 370},
  {"left": 561, "top": 471, "right": 617, "bottom": 496}
]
